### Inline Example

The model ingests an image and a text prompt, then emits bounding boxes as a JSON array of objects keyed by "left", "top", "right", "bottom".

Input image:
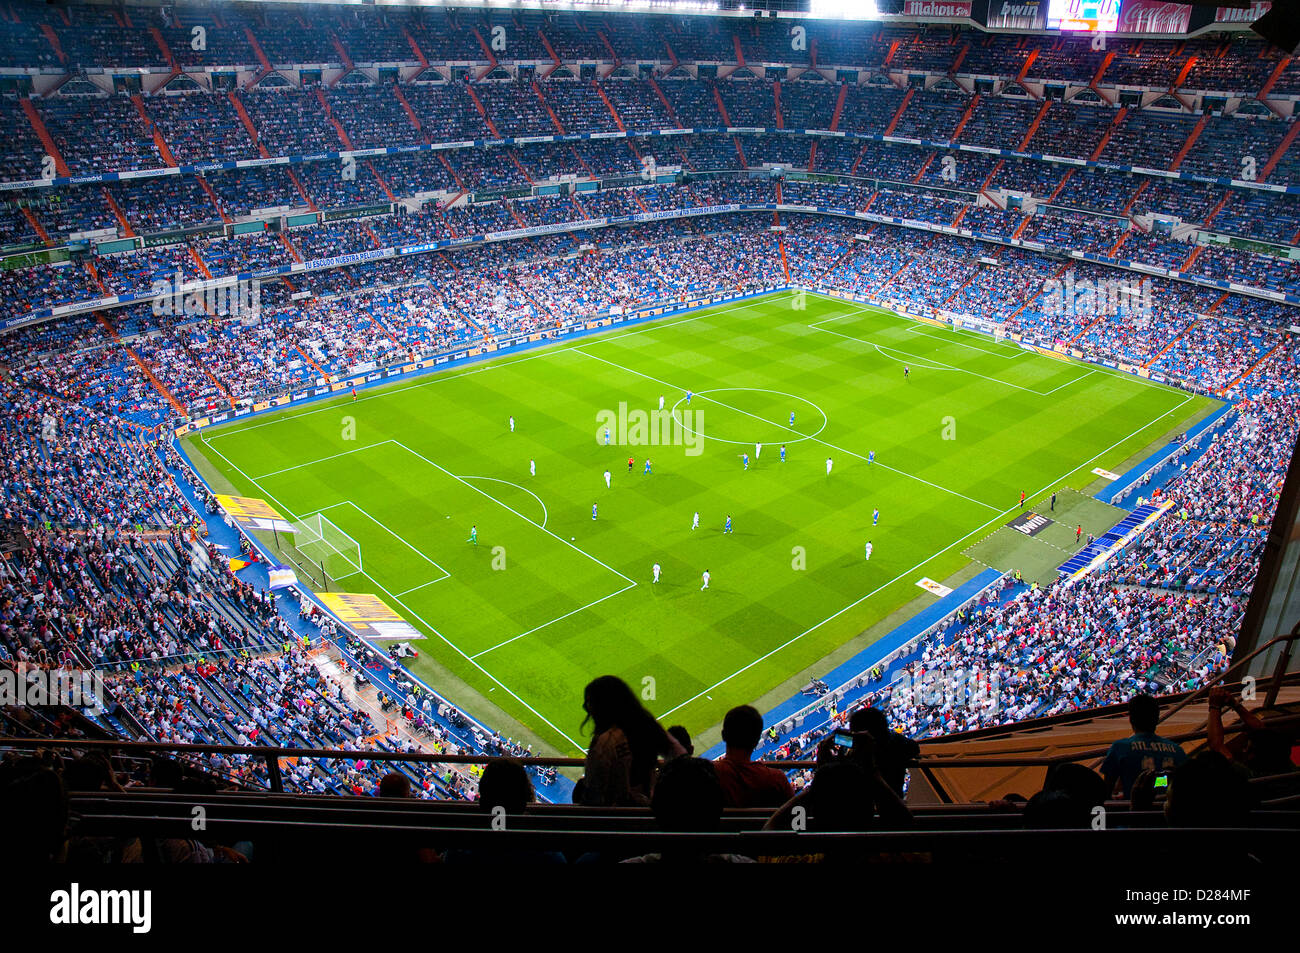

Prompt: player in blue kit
[
  {"left": 592, "top": 503, "right": 598, "bottom": 521},
  {"left": 873, "top": 508, "right": 880, "bottom": 526},
  {"left": 724, "top": 515, "right": 733, "bottom": 534},
  {"left": 644, "top": 459, "right": 652, "bottom": 475},
  {"left": 780, "top": 444, "right": 786, "bottom": 462},
  {"left": 789, "top": 411, "right": 795, "bottom": 427},
  {"left": 740, "top": 452, "right": 749, "bottom": 471},
  {"left": 868, "top": 450, "right": 875, "bottom": 464}
]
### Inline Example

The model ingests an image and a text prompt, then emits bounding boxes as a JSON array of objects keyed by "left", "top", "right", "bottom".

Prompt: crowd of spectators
[{"left": 0, "top": 6, "right": 1298, "bottom": 835}]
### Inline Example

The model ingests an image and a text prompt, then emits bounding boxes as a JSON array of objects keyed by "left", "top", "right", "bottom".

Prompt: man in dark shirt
[
  {"left": 849, "top": 706, "right": 919, "bottom": 798},
  {"left": 713, "top": 705, "right": 794, "bottom": 808},
  {"left": 1100, "top": 694, "right": 1187, "bottom": 798}
]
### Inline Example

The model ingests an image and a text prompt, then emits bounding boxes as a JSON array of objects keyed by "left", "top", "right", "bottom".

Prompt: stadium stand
[{"left": 1, "top": 1, "right": 1299, "bottom": 884}]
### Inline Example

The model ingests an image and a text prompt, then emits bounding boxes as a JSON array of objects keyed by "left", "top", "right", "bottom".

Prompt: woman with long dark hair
[{"left": 578, "top": 675, "right": 686, "bottom": 806}]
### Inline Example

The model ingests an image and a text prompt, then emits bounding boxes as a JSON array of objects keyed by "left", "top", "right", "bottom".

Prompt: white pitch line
[
  {"left": 459, "top": 475, "right": 550, "bottom": 529},
  {"left": 574, "top": 347, "right": 1004, "bottom": 513},
  {"left": 904, "top": 323, "right": 1025, "bottom": 360},
  {"left": 265, "top": 440, "right": 637, "bottom": 648},
  {"left": 1043, "top": 367, "right": 1098, "bottom": 395},
  {"left": 398, "top": 578, "right": 450, "bottom": 596},
  {"left": 388, "top": 439, "right": 638, "bottom": 586},
  {"left": 253, "top": 441, "right": 394, "bottom": 479},
  {"left": 834, "top": 299, "right": 1190, "bottom": 397},
  {"left": 655, "top": 390, "right": 1197, "bottom": 721},
  {"left": 309, "top": 498, "right": 452, "bottom": 583},
  {"left": 195, "top": 431, "right": 588, "bottom": 752},
  {"left": 470, "top": 582, "right": 638, "bottom": 660},
  {"left": 202, "top": 297, "right": 781, "bottom": 441},
  {"left": 812, "top": 317, "right": 1094, "bottom": 397},
  {"left": 285, "top": 442, "right": 630, "bottom": 606}
]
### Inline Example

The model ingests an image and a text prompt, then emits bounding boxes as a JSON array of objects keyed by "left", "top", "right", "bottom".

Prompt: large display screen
[{"left": 1046, "top": 0, "right": 1120, "bottom": 31}]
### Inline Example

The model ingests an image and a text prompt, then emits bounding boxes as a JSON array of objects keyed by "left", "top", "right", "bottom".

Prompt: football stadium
[{"left": 2, "top": 0, "right": 1300, "bottom": 912}]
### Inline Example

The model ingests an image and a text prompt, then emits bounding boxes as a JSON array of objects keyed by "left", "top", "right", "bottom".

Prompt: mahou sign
[
  {"left": 901, "top": 0, "right": 974, "bottom": 18},
  {"left": 1215, "top": 2, "right": 1271, "bottom": 24}
]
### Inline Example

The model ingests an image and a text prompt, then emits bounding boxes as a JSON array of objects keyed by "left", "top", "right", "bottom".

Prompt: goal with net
[{"left": 285, "top": 513, "right": 362, "bottom": 590}]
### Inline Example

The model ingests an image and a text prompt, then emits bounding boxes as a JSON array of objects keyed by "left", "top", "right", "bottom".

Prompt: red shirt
[{"left": 713, "top": 753, "right": 795, "bottom": 809}]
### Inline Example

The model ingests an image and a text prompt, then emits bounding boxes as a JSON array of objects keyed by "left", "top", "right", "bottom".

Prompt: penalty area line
[
  {"left": 194, "top": 432, "right": 588, "bottom": 753},
  {"left": 469, "top": 582, "right": 639, "bottom": 660}
]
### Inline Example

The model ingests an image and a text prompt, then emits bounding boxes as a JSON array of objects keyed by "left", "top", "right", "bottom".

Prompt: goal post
[{"left": 286, "top": 513, "right": 362, "bottom": 590}]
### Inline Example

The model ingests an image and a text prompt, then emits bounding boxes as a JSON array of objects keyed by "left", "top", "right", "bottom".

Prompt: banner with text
[
  {"left": 1118, "top": 0, "right": 1194, "bottom": 34},
  {"left": 215, "top": 495, "right": 295, "bottom": 534},
  {"left": 987, "top": 0, "right": 1047, "bottom": 29},
  {"left": 1215, "top": 2, "right": 1270, "bottom": 24},
  {"left": 317, "top": 591, "right": 424, "bottom": 641},
  {"left": 901, "top": 0, "right": 973, "bottom": 18}
]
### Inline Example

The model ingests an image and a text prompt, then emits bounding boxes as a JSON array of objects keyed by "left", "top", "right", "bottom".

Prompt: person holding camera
[{"left": 763, "top": 728, "right": 913, "bottom": 833}]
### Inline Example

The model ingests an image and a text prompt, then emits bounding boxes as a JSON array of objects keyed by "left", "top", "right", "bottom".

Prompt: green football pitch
[{"left": 185, "top": 290, "right": 1216, "bottom": 755}]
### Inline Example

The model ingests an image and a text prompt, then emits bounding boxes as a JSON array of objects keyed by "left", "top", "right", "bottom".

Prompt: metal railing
[{"left": 1157, "top": 624, "right": 1300, "bottom": 723}]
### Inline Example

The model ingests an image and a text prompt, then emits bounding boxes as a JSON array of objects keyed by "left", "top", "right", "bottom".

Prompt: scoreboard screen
[{"left": 1046, "top": 0, "right": 1121, "bottom": 32}]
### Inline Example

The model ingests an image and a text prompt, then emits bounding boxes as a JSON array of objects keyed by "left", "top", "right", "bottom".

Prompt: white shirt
[
  {"left": 702, "top": 571, "right": 710, "bottom": 585},
  {"left": 653, "top": 564, "right": 661, "bottom": 579}
]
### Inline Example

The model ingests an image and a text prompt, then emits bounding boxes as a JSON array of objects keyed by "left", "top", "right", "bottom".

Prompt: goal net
[{"left": 286, "top": 513, "right": 362, "bottom": 589}]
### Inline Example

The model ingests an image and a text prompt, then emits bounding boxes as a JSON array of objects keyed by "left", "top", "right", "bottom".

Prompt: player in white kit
[
  {"left": 653, "top": 563, "right": 661, "bottom": 583},
  {"left": 604, "top": 469, "right": 611, "bottom": 488},
  {"left": 509, "top": 416, "right": 515, "bottom": 432},
  {"left": 692, "top": 512, "right": 700, "bottom": 530},
  {"left": 826, "top": 457, "right": 833, "bottom": 476},
  {"left": 659, "top": 395, "right": 665, "bottom": 411},
  {"left": 529, "top": 459, "right": 535, "bottom": 476},
  {"left": 701, "top": 569, "right": 710, "bottom": 590},
  {"left": 755, "top": 442, "right": 762, "bottom": 459}
]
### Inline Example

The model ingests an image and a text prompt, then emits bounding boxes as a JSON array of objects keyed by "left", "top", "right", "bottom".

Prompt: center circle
[{"left": 670, "top": 388, "right": 828, "bottom": 447}]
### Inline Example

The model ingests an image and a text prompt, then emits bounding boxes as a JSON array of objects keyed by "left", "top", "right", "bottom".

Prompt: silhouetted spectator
[
  {"left": 714, "top": 705, "right": 794, "bottom": 808},
  {"left": 577, "top": 675, "right": 686, "bottom": 807},
  {"left": 1100, "top": 694, "right": 1187, "bottom": 798},
  {"left": 445, "top": 759, "right": 564, "bottom": 864},
  {"left": 622, "top": 757, "right": 753, "bottom": 863},
  {"left": 849, "top": 706, "right": 919, "bottom": 798},
  {"left": 1165, "top": 751, "right": 1252, "bottom": 828},
  {"left": 667, "top": 724, "right": 694, "bottom": 756}
]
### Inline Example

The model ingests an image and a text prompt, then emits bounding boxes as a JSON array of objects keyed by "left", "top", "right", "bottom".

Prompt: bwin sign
[{"left": 595, "top": 402, "right": 705, "bottom": 456}]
